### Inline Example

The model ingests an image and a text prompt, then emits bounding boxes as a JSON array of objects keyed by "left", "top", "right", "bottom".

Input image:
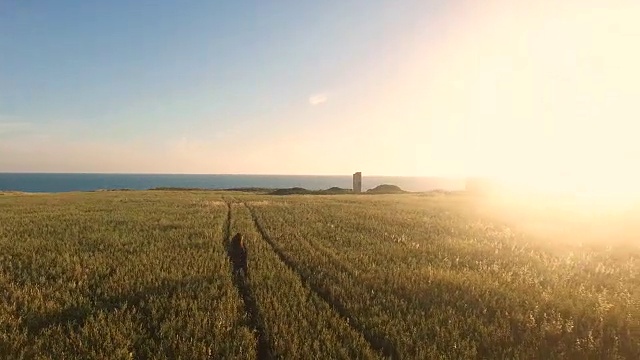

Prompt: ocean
[{"left": 0, "top": 173, "right": 466, "bottom": 193}]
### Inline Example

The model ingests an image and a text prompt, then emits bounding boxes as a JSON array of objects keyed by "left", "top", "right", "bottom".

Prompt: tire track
[
  {"left": 288, "top": 212, "right": 436, "bottom": 323},
  {"left": 223, "top": 200, "right": 272, "bottom": 359},
  {"left": 244, "top": 202, "right": 399, "bottom": 359}
]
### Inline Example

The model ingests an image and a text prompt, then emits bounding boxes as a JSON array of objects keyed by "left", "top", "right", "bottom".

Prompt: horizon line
[{"left": 0, "top": 171, "right": 468, "bottom": 178}]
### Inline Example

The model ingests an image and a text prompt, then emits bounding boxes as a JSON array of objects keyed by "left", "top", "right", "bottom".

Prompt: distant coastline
[{"left": 0, "top": 173, "right": 465, "bottom": 193}]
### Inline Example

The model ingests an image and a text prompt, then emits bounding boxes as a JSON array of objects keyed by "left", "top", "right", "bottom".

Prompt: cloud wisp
[{"left": 308, "top": 93, "right": 328, "bottom": 106}]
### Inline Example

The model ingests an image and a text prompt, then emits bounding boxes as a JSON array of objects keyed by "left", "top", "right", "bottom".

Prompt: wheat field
[{"left": 0, "top": 190, "right": 638, "bottom": 359}]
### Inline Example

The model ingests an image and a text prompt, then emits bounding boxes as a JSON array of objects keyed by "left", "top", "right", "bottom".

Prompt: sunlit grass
[{"left": 0, "top": 190, "right": 638, "bottom": 358}]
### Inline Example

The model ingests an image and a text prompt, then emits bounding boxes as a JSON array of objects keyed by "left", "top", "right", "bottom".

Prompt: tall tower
[{"left": 353, "top": 172, "right": 362, "bottom": 193}]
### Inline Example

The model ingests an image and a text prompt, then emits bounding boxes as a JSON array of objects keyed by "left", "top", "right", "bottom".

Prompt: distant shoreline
[
  {"left": 1, "top": 186, "right": 465, "bottom": 196},
  {"left": 0, "top": 171, "right": 465, "bottom": 178},
  {"left": 0, "top": 173, "right": 465, "bottom": 193}
]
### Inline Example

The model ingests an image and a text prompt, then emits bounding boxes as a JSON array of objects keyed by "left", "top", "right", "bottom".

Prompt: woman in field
[{"left": 230, "top": 232, "right": 248, "bottom": 277}]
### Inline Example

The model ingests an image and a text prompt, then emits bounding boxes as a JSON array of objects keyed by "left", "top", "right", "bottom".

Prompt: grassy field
[{"left": 0, "top": 190, "right": 638, "bottom": 359}]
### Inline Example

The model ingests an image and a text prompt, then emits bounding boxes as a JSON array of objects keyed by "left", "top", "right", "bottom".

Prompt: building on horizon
[{"left": 353, "top": 172, "right": 362, "bottom": 193}]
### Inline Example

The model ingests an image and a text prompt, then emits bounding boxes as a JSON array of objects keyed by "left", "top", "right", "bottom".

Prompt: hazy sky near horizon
[{"left": 1, "top": 1, "right": 639, "bottom": 189}]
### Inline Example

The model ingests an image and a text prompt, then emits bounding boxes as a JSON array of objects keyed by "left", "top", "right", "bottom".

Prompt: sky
[{"left": 1, "top": 0, "right": 639, "bottom": 192}]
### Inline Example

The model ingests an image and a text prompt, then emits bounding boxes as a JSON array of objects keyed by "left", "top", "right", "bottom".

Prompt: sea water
[{"left": 0, "top": 173, "right": 465, "bottom": 193}]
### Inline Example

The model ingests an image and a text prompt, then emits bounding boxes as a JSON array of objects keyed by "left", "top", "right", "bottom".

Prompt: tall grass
[
  {"left": 0, "top": 192, "right": 255, "bottom": 359},
  {"left": 0, "top": 191, "right": 638, "bottom": 359}
]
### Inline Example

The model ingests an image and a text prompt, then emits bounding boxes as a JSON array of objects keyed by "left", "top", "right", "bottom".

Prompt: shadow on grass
[{"left": 223, "top": 201, "right": 272, "bottom": 359}]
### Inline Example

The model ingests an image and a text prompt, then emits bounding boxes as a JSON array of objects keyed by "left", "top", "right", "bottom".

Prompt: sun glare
[{"left": 407, "top": 0, "right": 640, "bottom": 202}]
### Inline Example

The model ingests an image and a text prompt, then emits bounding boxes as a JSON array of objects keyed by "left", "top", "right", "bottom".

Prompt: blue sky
[
  {"left": 1, "top": 1, "right": 430, "bottom": 132},
  {"left": 1, "top": 0, "right": 639, "bottom": 188},
  {"left": 1, "top": 0, "right": 448, "bottom": 174}
]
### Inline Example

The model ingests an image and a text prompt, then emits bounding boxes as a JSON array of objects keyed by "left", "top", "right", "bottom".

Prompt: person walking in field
[{"left": 231, "top": 232, "right": 248, "bottom": 277}]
